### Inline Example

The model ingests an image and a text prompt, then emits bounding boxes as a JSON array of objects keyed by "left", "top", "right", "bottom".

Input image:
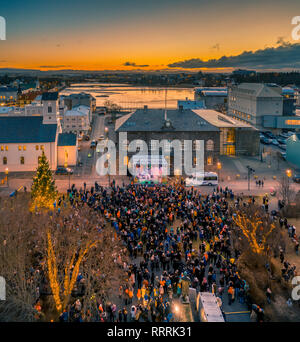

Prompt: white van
[{"left": 185, "top": 172, "right": 218, "bottom": 186}]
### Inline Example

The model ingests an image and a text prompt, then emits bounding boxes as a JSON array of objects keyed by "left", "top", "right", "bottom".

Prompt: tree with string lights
[{"left": 30, "top": 152, "right": 57, "bottom": 211}]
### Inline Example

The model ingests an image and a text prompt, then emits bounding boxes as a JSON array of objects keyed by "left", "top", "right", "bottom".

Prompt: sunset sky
[{"left": 1, "top": 0, "right": 300, "bottom": 71}]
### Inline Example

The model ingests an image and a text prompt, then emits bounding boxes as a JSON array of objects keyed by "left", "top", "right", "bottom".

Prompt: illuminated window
[
  {"left": 5, "top": 146, "right": 8, "bottom": 151},
  {"left": 124, "top": 156, "right": 128, "bottom": 166},
  {"left": 3, "top": 157, "right": 7, "bottom": 165},
  {"left": 207, "top": 156, "right": 213, "bottom": 165},
  {"left": 20, "top": 156, "right": 25, "bottom": 165},
  {"left": 285, "top": 120, "right": 300, "bottom": 125},
  {"left": 206, "top": 139, "right": 214, "bottom": 151},
  {"left": 23, "top": 146, "right": 26, "bottom": 151},
  {"left": 36, "top": 145, "right": 39, "bottom": 150},
  {"left": 40, "top": 145, "right": 44, "bottom": 150},
  {"left": 18, "top": 146, "right": 22, "bottom": 151},
  {"left": 0, "top": 146, "right": 3, "bottom": 151}
]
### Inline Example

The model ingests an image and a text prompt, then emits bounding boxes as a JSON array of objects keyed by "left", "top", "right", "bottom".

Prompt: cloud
[
  {"left": 39, "top": 65, "right": 71, "bottom": 69},
  {"left": 211, "top": 43, "right": 220, "bottom": 51},
  {"left": 123, "top": 61, "right": 149, "bottom": 67},
  {"left": 168, "top": 43, "right": 300, "bottom": 70}
]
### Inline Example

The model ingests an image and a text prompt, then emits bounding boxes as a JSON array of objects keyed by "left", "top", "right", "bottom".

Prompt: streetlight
[
  {"left": 246, "top": 165, "right": 255, "bottom": 191},
  {"left": 217, "top": 162, "right": 222, "bottom": 181},
  {"left": 64, "top": 162, "right": 71, "bottom": 190},
  {"left": 105, "top": 126, "right": 108, "bottom": 135},
  {"left": 107, "top": 153, "right": 111, "bottom": 186},
  {"left": 5, "top": 167, "right": 9, "bottom": 187},
  {"left": 286, "top": 169, "right": 292, "bottom": 178}
]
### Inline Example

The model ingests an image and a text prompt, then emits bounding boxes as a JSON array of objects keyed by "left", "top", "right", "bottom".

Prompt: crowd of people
[
  {"left": 26, "top": 178, "right": 298, "bottom": 323},
  {"left": 51, "top": 181, "right": 257, "bottom": 322}
]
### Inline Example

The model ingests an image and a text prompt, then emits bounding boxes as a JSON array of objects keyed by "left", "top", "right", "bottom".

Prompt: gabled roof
[
  {"left": 0, "top": 116, "right": 57, "bottom": 143},
  {"left": 236, "top": 83, "right": 282, "bottom": 98},
  {"left": 58, "top": 133, "right": 77, "bottom": 146},
  {"left": 192, "top": 109, "right": 256, "bottom": 129},
  {"left": 42, "top": 92, "right": 58, "bottom": 101},
  {"left": 115, "top": 109, "right": 219, "bottom": 132}
]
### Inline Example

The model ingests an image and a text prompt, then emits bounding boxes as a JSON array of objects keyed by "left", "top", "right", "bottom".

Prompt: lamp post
[
  {"left": 286, "top": 169, "right": 292, "bottom": 184},
  {"left": 5, "top": 167, "right": 9, "bottom": 187},
  {"left": 64, "top": 162, "right": 71, "bottom": 190},
  {"left": 107, "top": 153, "right": 111, "bottom": 187},
  {"left": 105, "top": 126, "right": 108, "bottom": 136},
  {"left": 246, "top": 165, "right": 255, "bottom": 191},
  {"left": 217, "top": 162, "right": 222, "bottom": 182}
]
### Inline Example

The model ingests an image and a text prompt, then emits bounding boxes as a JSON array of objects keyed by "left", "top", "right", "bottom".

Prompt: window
[
  {"left": 3, "top": 157, "right": 7, "bottom": 165},
  {"left": 5, "top": 146, "right": 8, "bottom": 151},
  {"left": 18, "top": 146, "right": 22, "bottom": 151},
  {"left": 20, "top": 156, "right": 25, "bottom": 164},
  {"left": 23, "top": 146, "right": 26, "bottom": 151},
  {"left": 207, "top": 156, "right": 213, "bottom": 165},
  {"left": 36, "top": 145, "right": 39, "bottom": 150},
  {"left": 48, "top": 106, "right": 52, "bottom": 113},
  {"left": 40, "top": 145, "right": 44, "bottom": 150},
  {"left": 206, "top": 139, "right": 214, "bottom": 151},
  {"left": 0, "top": 146, "right": 3, "bottom": 151}
]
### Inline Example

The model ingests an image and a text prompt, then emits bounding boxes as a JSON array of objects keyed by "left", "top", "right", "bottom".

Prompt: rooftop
[
  {"left": 57, "top": 133, "right": 77, "bottom": 146},
  {"left": 0, "top": 116, "right": 57, "bottom": 143},
  {"left": 192, "top": 109, "right": 255, "bottom": 128},
  {"left": 41, "top": 92, "right": 58, "bottom": 101},
  {"left": 115, "top": 108, "right": 219, "bottom": 132}
]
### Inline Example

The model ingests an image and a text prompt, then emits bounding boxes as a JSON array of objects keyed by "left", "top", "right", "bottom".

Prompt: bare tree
[
  {"left": 277, "top": 176, "right": 295, "bottom": 204},
  {"left": 0, "top": 195, "right": 128, "bottom": 322}
]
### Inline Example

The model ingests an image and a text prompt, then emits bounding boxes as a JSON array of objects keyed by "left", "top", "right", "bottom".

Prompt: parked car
[
  {"left": 277, "top": 137, "right": 286, "bottom": 145},
  {"left": 293, "top": 172, "right": 300, "bottom": 183},
  {"left": 55, "top": 167, "right": 73, "bottom": 175},
  {"left": 90, "top": 140, "right": 97, "bottom": 148},
  {"left": 263, "top": 131, "right": 275, "bottom": 139},
  {"left": 279, "top": 151, "right": 286, "bottom": 160},
  {"left": 271, "top": 139, "right": 279, "bottom": 146},
  {"left": 261, "top": 137, "right": 271, "bottom": 144},
  {"left": 278, "top": 144, "right": 286, "bottom": 150}
]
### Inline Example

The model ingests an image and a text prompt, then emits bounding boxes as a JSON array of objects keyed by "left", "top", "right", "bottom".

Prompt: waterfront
[{"left": 61, "top": 83, "right": 194, "bottom": 109}]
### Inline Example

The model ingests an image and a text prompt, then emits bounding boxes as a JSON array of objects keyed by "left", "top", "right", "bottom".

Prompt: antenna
[{"left": 164, "top": 88, "right": 167, "bottom": 121}]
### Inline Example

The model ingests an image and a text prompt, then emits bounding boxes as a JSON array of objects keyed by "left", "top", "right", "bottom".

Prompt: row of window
[
  {"left": 2, "top": 156, "right": 43, "bottom": 165},
  {"left": 0, "top": 145, "right": 45, "bottom": 151},
  {"left": 121, "top": 140, "right": 215, "bottom": 152}
]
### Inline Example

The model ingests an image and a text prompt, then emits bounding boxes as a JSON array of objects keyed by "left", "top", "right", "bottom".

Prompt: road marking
[{"left": 224, "top": 311, "right": 251, "bottom": 315}]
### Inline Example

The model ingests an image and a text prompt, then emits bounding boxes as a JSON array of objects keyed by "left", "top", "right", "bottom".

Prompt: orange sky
[{"left": 0, "top": 1, "right": 299, "bottom": 70}]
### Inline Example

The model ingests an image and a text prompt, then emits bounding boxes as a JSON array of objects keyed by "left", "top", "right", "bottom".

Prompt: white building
[
  {"left": 0, "top": 116, "right": 58, "bottom": 172},
  {"left": 228, "top": 83, "right": 283, "bottom": 129},
  {"left": 194, "top": 87, "right": 228, "bottom": 110},
  {"left": 0, "top": 92, "right": 79, "bottom": 172},
  {"left": 63, "top": 105, "right": 91, "bottom": 135}
]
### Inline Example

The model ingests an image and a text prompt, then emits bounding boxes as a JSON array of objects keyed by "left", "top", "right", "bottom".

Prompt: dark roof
[
  {"left": 0, "top": 87, "right": 17, "bottom": 92},
  {"left": 41, "top": 92, "right": 58, "bottom": 101},
  {"left": 0, "top": 116, "right": 57, "bottom": 143},
  {"left": 115, "top": 109, "right": 219, "bottom": 132},
  {"left": 57, "top": 133, "right": 77, "bottom": 146}
]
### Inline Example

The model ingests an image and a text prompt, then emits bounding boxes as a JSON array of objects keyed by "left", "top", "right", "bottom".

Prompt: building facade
[
  {"left": 115, "top": 108, "right": 259, "bottom": 175},
  {"left": 0, "top": 116, "right": 58, "bottom": 172}
]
